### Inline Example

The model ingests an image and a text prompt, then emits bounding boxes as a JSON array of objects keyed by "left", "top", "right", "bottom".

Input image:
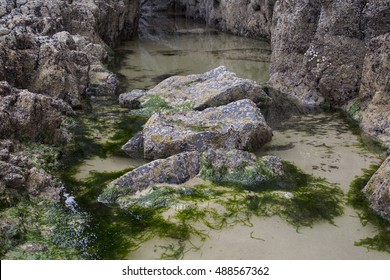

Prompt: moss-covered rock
[{"left": 200, "top": 149, "right": 283, "bottom": 188}]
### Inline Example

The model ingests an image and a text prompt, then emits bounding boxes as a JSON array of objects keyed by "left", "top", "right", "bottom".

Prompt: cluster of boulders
[
  {"left": 0, "top": 0, "right": 140, "bottom": 108},
  {"left": 100, "top": 67, "right": 283, "bottom": 207},
  {"left": 0, "top": 0, "right": 141, "bottom": 257},
  {"left": 0, "top": 0, "right": 140, "bottom": 193}
]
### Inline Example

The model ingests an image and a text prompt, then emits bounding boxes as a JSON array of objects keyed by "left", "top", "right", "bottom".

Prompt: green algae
[
  {"left": 101, "top": 161, "right": 345, "bottom": 259},
  {"left": 22, "top": 143, "right": 62, "bottom": 171},
  {"left": 347, "top": 165, "right": 390, "bottom": 253},
  {"left": 132, "top": 95, "right": 195, "bottom": 117},
  {"left": 0, "top": 199, "right": 91, "bottom": 260},
  {"left": 59, "top": 168, "right": 136, "bottom": 259}
]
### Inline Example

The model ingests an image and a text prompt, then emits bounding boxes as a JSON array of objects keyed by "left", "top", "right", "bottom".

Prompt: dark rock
[
  {"left": 119, "top": 89, "right": 147, "bottom": 109},
  {"left": 122, "top": 132, "right": 144, "bottom": 158}
]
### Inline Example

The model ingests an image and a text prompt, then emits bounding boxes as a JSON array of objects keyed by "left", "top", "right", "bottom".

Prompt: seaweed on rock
[{"left": 347, "top": 165, "right": 390, "bottom": 253}]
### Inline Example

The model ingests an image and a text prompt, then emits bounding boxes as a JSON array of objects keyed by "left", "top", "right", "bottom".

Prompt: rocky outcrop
[
  {"left": 119, "top": 66, "right": 271, "bottom": 111},
  {"left": 363, "top": 156, "right": 390, "bottom": 221},
  {"left": 0, "top": 0, "right": 141, "bottom": 258},
  {"left": 0, "top": 82, "right": 73, "bottom": 145},
  {"left": 268, "top": 0, "right": 390, "bottom": 144},
  {"left": 266, "top": 0, "right": 390, "bottom": 219},
  {"left": 269, "top": 0, "right": 367, "bottom": 107},
  {"left": 0, "top": 0, "right": 140, "bottom": 108},
  {"left": 176, "top": 0, "right": 276, "bottom": 39},
  {"left": 0, "top": 140, "right": 62, "bottom": 210},
  {"left": 123, "top": 99, "right": 273, "bottom": 160},
  {"left": 357, "top": 33, "right": 390, "bottom": 147},
  {"left": 100, "top": 148, "right": 284, "bottom": 208}
]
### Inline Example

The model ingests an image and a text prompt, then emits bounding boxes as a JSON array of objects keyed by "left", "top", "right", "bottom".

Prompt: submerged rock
[
  {"left": 364, "top": 156, "right": 390, "bottom": 221},
  {"left": 123, "top": 99, "right": 272, "bottom": 160},
  {"left": 119, "top": 66, "right": 271, "bottom": 110}
]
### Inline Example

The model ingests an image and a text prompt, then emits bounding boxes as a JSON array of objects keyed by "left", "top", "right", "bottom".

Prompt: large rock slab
[
  {"left": 119, "top": 66, "right": 271, "bottom": 111},
  {"left": 364, "top": 156, "right": 390, "bottom": 221},
  {"left": 98, "top": 151, "right": 201, "bottom": 206},
  {"left": 123, "top": 99, "right": 273, "bottom": 160},
  {"left": 100, "top": 148, "right": 284, "bottom": 208}
]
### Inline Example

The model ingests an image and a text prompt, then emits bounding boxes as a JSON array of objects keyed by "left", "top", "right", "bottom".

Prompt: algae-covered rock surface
[
  {"left": 100, "top": 148, "right": 284, "bottom": 208},
  {"left": 364, "top": 156, "right": 390, "bottom": 221},
  {"left": 100, "top": 151, "right": 201, "bottom": 206}
]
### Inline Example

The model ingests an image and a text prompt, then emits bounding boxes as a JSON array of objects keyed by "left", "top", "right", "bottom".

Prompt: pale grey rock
[
  {"left": 127, "top": 99, "right": 272, "bottom": 159},
  {"left": 120, "top": 66, "right": 271, "bottom": 110},
  {"left": 99, "top": 151, "right": 201, "bottom": 205}
]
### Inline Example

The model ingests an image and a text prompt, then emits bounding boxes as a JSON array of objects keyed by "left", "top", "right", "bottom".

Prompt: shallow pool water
[
  {"left": 69, "top": 13, "right": 389, "bottom": 260},
  {"left": 126, "top": 113, "right": 389, "bottom": 260}
]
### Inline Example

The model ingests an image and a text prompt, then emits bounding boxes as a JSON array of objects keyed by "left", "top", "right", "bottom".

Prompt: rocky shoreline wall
[
  {"left": 0, "top": 0, "right": 140, "bottom": 258},
  {"left": 0, "top": 0, "right": 140, "bottom": 109}
]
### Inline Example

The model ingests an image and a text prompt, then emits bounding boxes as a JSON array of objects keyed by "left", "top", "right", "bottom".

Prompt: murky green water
[{"left": 65, "top": 14, "right": 390, "bottom": 260}]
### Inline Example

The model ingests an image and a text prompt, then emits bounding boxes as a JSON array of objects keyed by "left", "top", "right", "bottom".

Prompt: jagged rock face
[
  {"left": 270, "top": 0, "right": 367, "bottom": 107},
  {"left": 176, "top": 0, "right": 276, "bottom": 39},
  {"left": 124, "top": 99, "right": 272, "bottom": 160},
  {"left": 119, "top": 66, "right": 270, "bottom": 110},
  {"left": 358, "top": 33, "right": 390, "bottom": 146},
  {"left": 0, "top": 82, "right": 74, "bottom": 145},
  {"left": 268, "top": 0, "right": 390, "bottom": 144},
  {"left": 364, "top": 156, "right": 390, "bottom": 220},
  {"left": 0, "top": 0, "right": 140, "bottom": 108}
]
